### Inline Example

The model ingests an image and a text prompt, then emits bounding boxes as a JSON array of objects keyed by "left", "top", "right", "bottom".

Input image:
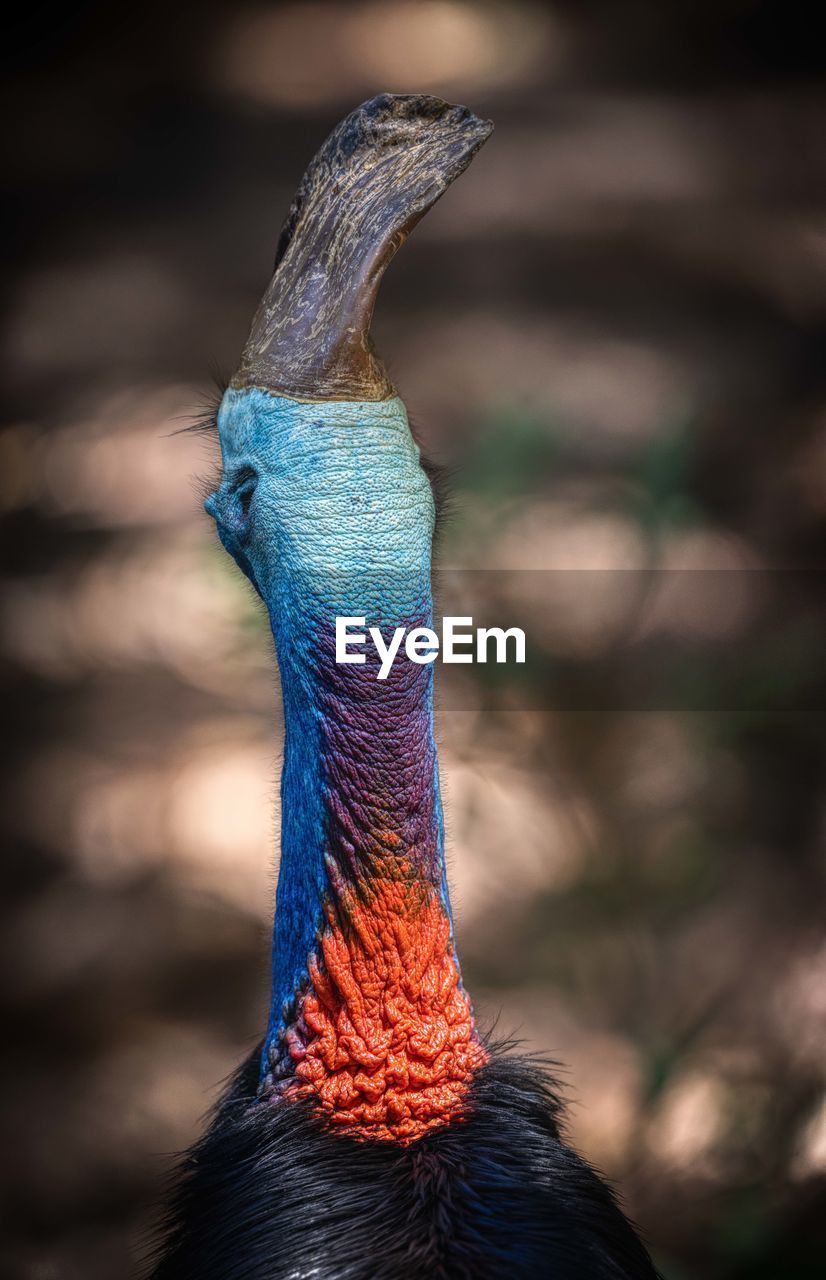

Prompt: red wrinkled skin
[{"left": 284, "top": 873, "right": 487, "bottom": 1144}]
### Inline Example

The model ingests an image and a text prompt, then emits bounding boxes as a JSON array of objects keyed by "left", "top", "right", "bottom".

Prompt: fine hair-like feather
[{"left": 151, "top": 1040, "right": 658, "bottom": 1280}]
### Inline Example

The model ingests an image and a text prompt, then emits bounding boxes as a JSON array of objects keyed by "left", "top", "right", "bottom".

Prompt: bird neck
[
  {"left": 267, "top": 570, "right": 450, "bottom": 1031},
  {"left": 252, "top": 409, "right": 485, "bottom": 1141}
]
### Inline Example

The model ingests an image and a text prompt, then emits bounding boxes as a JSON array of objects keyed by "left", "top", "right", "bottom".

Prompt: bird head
[{"left": 204, "top": 94, "right": 492, "bottom": 616}]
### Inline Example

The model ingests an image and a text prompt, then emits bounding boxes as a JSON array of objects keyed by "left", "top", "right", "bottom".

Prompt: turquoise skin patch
[{"left": 205, "top": 387, "right": 453, "bottom": 1072}]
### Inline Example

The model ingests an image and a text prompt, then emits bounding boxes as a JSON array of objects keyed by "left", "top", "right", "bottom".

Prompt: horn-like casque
[{"left": 231, "top": 93, "right": 493, "bottom": 402}]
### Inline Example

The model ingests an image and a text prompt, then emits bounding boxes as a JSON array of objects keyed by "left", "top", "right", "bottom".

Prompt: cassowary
[{"left": 152, "top": 94, "right": 659, "bottom": 1280}]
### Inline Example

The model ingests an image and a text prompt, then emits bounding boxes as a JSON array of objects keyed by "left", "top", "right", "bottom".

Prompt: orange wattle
[{"left": 283, "top": 878, "right": 487, "bottom": 1143}]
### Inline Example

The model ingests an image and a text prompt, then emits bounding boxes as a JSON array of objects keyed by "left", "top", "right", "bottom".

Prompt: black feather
[{"left": 149, "top": 1041, "right": 659, "bottom": 1279}]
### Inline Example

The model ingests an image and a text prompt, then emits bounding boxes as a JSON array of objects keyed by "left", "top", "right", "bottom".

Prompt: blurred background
[{"left": 2, "top": 2, "right": 825, "bottom": 1276}]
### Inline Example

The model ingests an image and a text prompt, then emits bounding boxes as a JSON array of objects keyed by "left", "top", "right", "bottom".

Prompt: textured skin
[
  {"left": 284, "top": 880, "right": 487, "bottom": 1142},
  {"left": 205, "top": 388, "right": 485, "bottom": 1141}
]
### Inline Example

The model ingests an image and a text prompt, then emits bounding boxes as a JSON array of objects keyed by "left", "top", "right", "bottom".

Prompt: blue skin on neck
[{"left": 206, "top": 387, "right": 454, "bottom": 1072}]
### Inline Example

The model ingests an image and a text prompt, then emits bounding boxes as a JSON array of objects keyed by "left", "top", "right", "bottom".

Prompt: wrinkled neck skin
[{"left": 208, "top": 387, "right": 486, "bottom": 1143}]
